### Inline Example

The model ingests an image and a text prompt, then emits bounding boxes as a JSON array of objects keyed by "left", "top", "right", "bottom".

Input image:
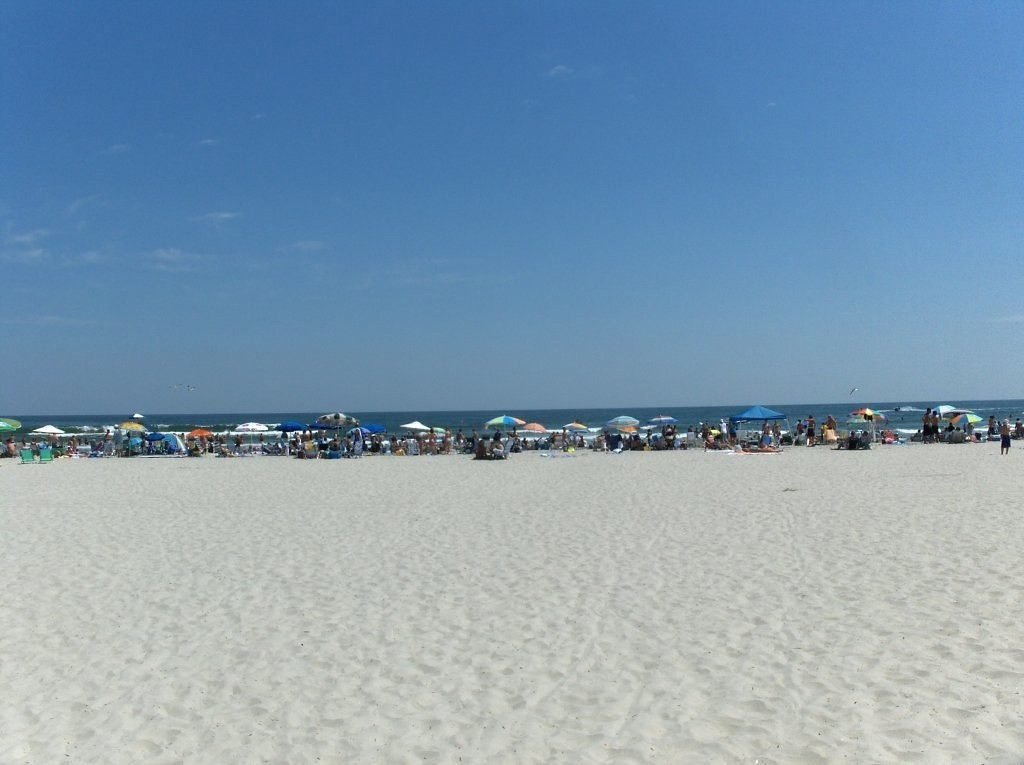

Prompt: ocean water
[{"left": 5, "top": 400, "right": 1024, "bottom": 437}]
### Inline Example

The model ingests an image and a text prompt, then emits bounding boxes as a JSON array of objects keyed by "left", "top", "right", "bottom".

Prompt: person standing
[
  {"left": 806, "top": 415, "right": 816, "bottom": 447},
  {"left": 1000, "top": 419, "right": 1011, "bottom": 455}
]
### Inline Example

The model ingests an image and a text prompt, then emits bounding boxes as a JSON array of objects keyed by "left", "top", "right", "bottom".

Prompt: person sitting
[{"left": 474, "top": 439, "right": 492, "bottom": 460}]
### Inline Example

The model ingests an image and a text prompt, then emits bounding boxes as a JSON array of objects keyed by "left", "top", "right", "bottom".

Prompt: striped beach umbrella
[
  {"left": 0, "top": 418, "right": 21, "bottom": 433},
  {"left": 648, "top": 415, "right": 678, "bottom": 425},
  {"left": 316, "top": 412, "right": 359, "bottom": 428},
  {"left": 485, "top": 415, "right": 526, "bottom": 429},
  {"left": 606, "top": 415, "right": 640, "bottom": 430},
  {"left": 949, "top": 412, "right": 982, "bottom": 427}
]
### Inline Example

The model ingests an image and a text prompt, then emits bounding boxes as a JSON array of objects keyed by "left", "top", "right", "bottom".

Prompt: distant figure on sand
[{"left": 1000, "top": 420, "right": 1011, "bottom": 455}]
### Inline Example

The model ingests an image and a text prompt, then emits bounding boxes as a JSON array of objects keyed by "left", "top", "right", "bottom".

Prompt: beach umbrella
[
  {"left": 950, "top": 412, "right": 982, "bottom": 427},
  {"left": 316, "top": 412, "right": 359, "bottom": 429},
  {"left": 145, "top": 431, "right": 166, "bottom": 442},
  {"left": 131, "top": 413, "right": 145, "bottom": 420},
  {"left": 347, "top": 426, "right": 373, "bottom": 437},
  {"left": 485, "top": 415, "right": 526, "bottom": 429},
  {"left": 277, "top": 420, "right": 306, "bottom": 433},
  {"left": 400, "top": 421, "right": 431, "bottom": 432},
  {"left": 31, "top": 425, "right": 66, "bottom": 436},
  {"left": 236, "top": 422, "right": 269, "bottom": 446},
  {"left": 648, "top": 415, "right": 678, "bottom": 425},
  {"left": 236, "top": 422, "right": 269, "bottom": 433},
  {"left": 362, "top": 423, "right": 386, "bottom": 434},
  {"left": 606, "top": 415, "right": 640, "bottom": 429},
  {"left": 0, "top": 418, "right": 22, "bottom": 432},
  {"left": 523, "top": 422, "right": 547, "bottom": 433},
  {"left": 188, "top": 428, "right": 213, "bottom": 439},
  {"left": 849, "top": 408, "right": 887, "bottom": 421},
  {"left": 119, "top": 420, "right": 146, "bottom": 431},
  {"left": 563, "top": 422, "right": 589, "bottom": 432},
  {"left": 933, "top": 405, "right": 964, "bottom": 418}
]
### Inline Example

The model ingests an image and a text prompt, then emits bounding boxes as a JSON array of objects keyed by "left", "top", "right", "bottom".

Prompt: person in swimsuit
[
  {"left": 806, "top": 415, "right": 816, "bottom": 447},
  {"left": 1000, "top": 420, "right": 1011, "bottom": 455}
]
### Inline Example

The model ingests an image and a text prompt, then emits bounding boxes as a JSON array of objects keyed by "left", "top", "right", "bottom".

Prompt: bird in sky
[{"left": 849, "top": 387, "right": 859, "bottom": 396}]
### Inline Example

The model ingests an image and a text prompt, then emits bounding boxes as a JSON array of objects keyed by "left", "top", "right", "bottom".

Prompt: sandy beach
[{"left": 2, "top": 446, "right": 1023, "bottom": 763}]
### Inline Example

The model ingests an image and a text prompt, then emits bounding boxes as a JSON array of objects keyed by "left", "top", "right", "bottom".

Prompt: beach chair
[
  {"left": 19, "top": 448, "right": 35, "bottom": 464},
  {"left": 493, "top": 439, "right": 512, "bottom": 460},
  {"left": 38, "top": 447, "right": 54, "bottom": 463},
  {"left": 407, "top": 439, "right": 420, "bottom": 456}
]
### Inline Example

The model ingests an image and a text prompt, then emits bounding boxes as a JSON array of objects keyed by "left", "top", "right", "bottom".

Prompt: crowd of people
[{"left": 6, "top": 411, "right": 1023, "bottom": 461}]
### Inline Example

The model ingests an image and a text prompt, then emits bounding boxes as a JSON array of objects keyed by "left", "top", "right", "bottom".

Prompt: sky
[{"left": 2, "top": 1, "right": 1022, "bottom": 414}]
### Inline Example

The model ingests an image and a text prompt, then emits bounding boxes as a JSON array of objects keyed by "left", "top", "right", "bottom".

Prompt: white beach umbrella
[
  {"left": 235, "top": 422, "right": 269, "bottom": 433},
  {"left": 235, "top": 421, "right": 269, "bottom": 447},
  {"left": 400, "top": 421, "right": 431, "bottom": 432},
  {"left": 32, "top": 424, "right": 66, "bottom": 436},
  {"left": 131, "top": 413, "right": 145, "bottom": 419}
]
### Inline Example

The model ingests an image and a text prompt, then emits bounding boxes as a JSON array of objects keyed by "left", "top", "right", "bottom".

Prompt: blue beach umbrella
[
  {"left": 277, "top": 420, "right": 306, "bottom": 433},
  {"left": 606, "top": 415, "right": 640, "bottom": 429}
]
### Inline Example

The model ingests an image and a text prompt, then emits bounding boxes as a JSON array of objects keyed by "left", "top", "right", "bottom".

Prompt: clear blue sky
[{"left": 3, "top": 1, "right": 1022, "bottom": 414}]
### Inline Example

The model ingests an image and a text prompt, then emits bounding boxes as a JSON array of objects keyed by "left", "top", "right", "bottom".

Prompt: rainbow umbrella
[
  {"left": 563, "top": 422, "right": 589, "bottom": 432},
  {"left": 606, "top": 415, "right": 640, "bottom": 430},
  {"left": 485, "top": 415, "right": 525, "bottom": 429},
  {"left": 0, "top": 418, "right": 21, "bottom": 433},
  {"left": 950, "top": 412, "right": 982, "bottom": 427}
]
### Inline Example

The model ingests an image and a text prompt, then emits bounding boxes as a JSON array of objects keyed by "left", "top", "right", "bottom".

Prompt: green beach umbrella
[{"left": 0, "top": 418, "right": 21, "bottom": 433}]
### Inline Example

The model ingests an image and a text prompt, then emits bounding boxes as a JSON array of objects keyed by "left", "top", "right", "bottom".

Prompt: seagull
[{"left": 849, "top": 387, "right": 859, "bottom": 396}]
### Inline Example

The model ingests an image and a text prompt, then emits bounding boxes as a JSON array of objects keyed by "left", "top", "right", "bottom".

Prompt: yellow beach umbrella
[{"left": 119, "top": 420, "right": 146, "bottom": 431}]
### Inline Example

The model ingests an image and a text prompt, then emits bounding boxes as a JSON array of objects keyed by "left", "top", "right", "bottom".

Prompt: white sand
[{"left": 2, "top": 446, "right": 1023, "bottom": 763}]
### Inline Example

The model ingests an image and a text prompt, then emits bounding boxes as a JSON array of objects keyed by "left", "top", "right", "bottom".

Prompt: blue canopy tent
[
  {"left": 729, "top": 406, "right": 788, "bottom": 448},
  {"left": 729, "top": 405, "right": 787, "bottom": 422}
]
